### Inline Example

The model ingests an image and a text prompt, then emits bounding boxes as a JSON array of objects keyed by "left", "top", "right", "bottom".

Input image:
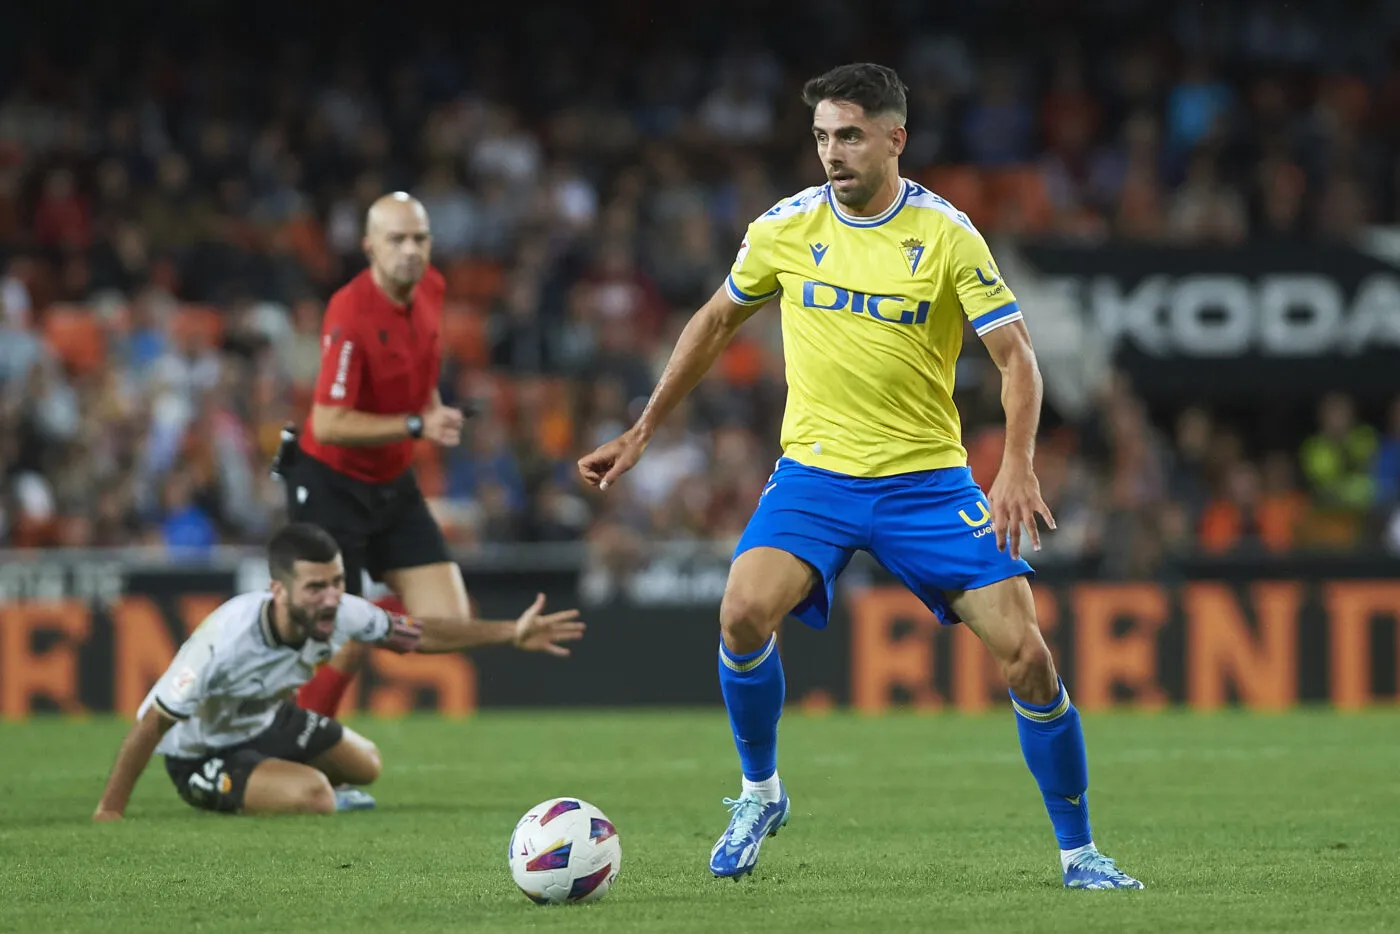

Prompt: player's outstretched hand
[
  {"left": 423, "top": 404, "right": 466, "bottom": 447},
  {"left": 92, "top": 808, "right": 123, "bottom": 822},
  {"left": 988, "top": 463, "right": 1056, "bottom": 562},
  {"left": 513, "top": 593, "right": 586, "bottom": 657},
  {"left": 577, "top": 428, "right": 646, "bottom": 492}
]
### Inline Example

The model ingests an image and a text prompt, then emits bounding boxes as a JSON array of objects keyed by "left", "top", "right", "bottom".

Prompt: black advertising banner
[
  {"left": 1, "top": 555, "right": 1397, "bottom": 716},
  {"left": 1018, "top": 242, "right": 1400, "bottom": 400}
]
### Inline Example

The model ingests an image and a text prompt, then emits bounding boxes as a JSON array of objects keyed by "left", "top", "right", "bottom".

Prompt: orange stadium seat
[
  {"left": 173, "top": 304, "right": 224, "bottom": 350},
  {"left": 413, "top": 440, "right": 446, "bottom": 498},
  {"left": 279, "top": 213, "right": 333, "bottom": 282},
  {"left": 441, "top": 301, "right": 487, "bottom": 366},
  {"left": 920, "top": 166, "right": 987, "bottom": 220},
  {"left": 533, "top": 378, "right": 576, "bottom": 459},
  {"left": 985, "top": 167, "right": 1054, "bottom": 234},
  {"left": 444, "top": 258, "right": 505, "bottom": 303},
  {"left": 718, "top": 335, "right": 766, "bottom": 388},
  {"left": 41, "top": 304, "right": 106, "bottom": 375}
]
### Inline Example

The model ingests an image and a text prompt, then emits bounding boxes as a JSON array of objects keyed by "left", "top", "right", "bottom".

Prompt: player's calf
[
  {"left": 242, "top": 760, "right": 339, "bottom": 815},
  {"left": 310, "top": 728, "right": 382, "bottom": 787},
  {"left": 711, "top": 545, "right": 813, "bottom": 879},
  {"left": 954, "top": 576, "right": 1141, "bottom": 887},
  {"left": 997, "top": 630, "right": 1058, "bottom": 706}
]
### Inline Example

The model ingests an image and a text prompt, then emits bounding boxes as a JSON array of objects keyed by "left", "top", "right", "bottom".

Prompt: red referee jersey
[{"left": 300, "top": 266, "right": 445, "bottom": 483}]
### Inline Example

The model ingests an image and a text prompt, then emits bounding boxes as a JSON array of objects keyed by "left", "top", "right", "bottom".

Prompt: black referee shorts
[{"left": 282, "top": 448, "right": 452, "bottom": 596}]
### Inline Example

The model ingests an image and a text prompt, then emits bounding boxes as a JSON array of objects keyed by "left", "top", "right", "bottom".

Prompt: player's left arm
[
  {"left": 344, "top": 594, "right": 585, "bottom": 657},
  {"left": 947, "top": 221, "right": 1055, "bottom": 561},
  {"left": 980, "top": 321, "right": 1056, "bottom": 560}
]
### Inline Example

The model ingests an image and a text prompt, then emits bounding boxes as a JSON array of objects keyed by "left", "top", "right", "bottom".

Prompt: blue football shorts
[{"left": 733, "top": 458, "right": 1035, "bottom": 629}]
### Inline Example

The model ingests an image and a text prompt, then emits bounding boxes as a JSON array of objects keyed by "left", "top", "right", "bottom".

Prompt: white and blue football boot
[
  {"left": 708, "top": 785, "right": 791, "bottom": 878},
  {"left": 1063, "top": 848, "right": 1144, "bottom": 889},
  {"left": 333, "top": 787, "right": 377, "bottom": 812}
]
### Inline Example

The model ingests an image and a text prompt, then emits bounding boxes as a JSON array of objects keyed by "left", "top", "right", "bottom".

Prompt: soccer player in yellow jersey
[{"left": 579, "top": 63, "right": 1142, "bottom": 890}]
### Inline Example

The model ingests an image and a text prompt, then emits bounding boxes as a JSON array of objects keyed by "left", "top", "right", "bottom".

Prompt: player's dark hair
[
  {"left": 802, "top": 63, "right": 909, "bottom": 122},
  {"left": 267, "top": 523, "right": 341, "bottom": 582}
]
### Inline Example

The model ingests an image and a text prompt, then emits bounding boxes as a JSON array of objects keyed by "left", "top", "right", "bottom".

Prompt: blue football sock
[
  {"left": 718, "top": 634, "right": 785, "bottom": 782},
  {"left": 1011, "top": 679, "right": 1093, "bottom": 849}
]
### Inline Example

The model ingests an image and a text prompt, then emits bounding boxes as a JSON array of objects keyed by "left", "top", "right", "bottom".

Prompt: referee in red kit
[{"left": 280, "top": 192, "right": 514, "bottom": 718}]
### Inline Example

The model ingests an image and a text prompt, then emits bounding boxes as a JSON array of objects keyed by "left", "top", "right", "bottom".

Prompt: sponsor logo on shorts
[
  {"left": 958, "top": 502, "right": 992, "bottom": 528},
  {"left": 297, "top": 712, "right": 325, "bottom": 749},
  {"left": 187, "top": 757, "right": 227, "bottom": 802}
]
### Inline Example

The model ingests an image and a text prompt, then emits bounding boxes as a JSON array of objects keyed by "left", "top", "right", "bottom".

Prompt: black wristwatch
[{"left": 405, "top": 414, "right": 424, "bottom": 439}]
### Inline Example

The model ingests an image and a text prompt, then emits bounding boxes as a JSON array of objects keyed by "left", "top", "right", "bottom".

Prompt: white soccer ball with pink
[{"left": 508, "top": 797, "right": 621, "bottom": 905}]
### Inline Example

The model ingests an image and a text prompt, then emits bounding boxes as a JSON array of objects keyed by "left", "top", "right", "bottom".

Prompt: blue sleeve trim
[
  {"left": 970, "top": 300, "right": 1021, "bottom": 332},
  {"left": 726, "top": 274, "right": 781, "bottom": 306}
]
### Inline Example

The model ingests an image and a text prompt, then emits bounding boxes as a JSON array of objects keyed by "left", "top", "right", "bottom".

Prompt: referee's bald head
[
  {"left": 363, "top": 192, "right": 432, "bottom": 291},
  {"left": 365, "top": 191, "right": 429, "bottom": 236}
]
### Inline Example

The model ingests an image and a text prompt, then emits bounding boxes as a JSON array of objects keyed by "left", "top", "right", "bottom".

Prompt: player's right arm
[
  {"left": 578, "top": 225, "right": 779, "bottom": 490},
  {"left": 92, "top": 705, "right": 176, "bottom": 821},
  {"left": 309, "top": 293, "right": 462, "bottom": 447},
  {"left": 94, "top": 623, "right": 219, "bottom": 820},
  {"left": 340, "top": 593, "right": 585, "bottom": 657}
]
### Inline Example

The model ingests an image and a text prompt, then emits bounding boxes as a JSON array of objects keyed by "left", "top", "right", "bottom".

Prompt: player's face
[
  {"left": 365, "top": 205, "right": 432, "bottom": 287},
  {"left": 283, "top": 557, "right": 347, "bottom": 642},
  {"left": 812, "top": 99, "right": 905, "bottom": 209}
]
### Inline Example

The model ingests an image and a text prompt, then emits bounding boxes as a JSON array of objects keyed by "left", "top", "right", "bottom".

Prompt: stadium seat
[
  {"left": 530, "top": 378, "right": 575, "bottom": 459},
  {"left": 985, "top": 167, "right": 1054, "bottom": 234},
  {"left": 719, "top": 335, "right": 766, "bottom": 388},
  {"left": 414, "top": 440, "right": 446, "bottom": 498},
  {"left": 41, "top": 304, "right": 105, "bottom": 376},
  {"left": 441, "top": 300, "right": 487, "bottom": 366},
  {"left": 920, "top": 166, "right": 987, "bottom": 221},
  {"left": 444, "top": 258, "right": 505, "bottom": 303},
  {"left": 278, "top": 213, "right": 333, "bottom": 282},
  {"left": 173, "top": 304, "right": 224, "bottom": 350}
]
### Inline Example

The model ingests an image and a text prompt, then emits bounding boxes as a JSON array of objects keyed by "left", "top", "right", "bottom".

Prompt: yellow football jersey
[{"left": 726, "top": 178, "right": 1021, "bottom": 478}]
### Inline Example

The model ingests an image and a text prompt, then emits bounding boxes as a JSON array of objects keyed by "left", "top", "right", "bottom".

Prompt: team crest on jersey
[
  {"left": 734, "top": 238, "right": 751, "bottom": 270},
  {"left": 901, "top": 237, "right": 925, "bottom": 276}
]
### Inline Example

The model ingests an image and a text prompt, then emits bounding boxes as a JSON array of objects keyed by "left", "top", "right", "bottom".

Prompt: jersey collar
[{"left": 826, "top": 178, "right": 910, "bottom": 228}]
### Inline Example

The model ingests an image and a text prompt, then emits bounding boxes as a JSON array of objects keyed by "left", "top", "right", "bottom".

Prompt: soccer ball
[{"left": 508, "top": 797, "right": 621, "bottom": 905}]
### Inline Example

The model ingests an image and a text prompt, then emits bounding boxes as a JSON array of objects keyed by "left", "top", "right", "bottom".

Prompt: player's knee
[
  {"left": 999, "top": 633, "right": 1057, "bottom": 704},
  {"left": 302, "top": 773, "right": 338, "bottom": 814},
  {"left": 358, "top": 743, "right": 383, "bottom": 786},
  {"left": 719, "top": 590, "right": 781, "bottom": 654}
]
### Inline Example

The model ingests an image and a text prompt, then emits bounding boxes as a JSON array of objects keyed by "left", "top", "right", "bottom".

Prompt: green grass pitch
[{"left": 2, "top": 710, "right": 1398, "bottom": 933}]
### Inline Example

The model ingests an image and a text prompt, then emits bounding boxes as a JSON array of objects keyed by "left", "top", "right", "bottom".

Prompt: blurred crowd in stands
[{"left": 2, "top": 0, "right": 1399, "bottom": 573}]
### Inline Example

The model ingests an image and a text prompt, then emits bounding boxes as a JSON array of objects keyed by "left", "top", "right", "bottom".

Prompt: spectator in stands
[
  {"left": 1302, "top": 393, "right": 1378, "bottom": 512},
  {"left": 1373, "top": 395, "right": 1400, "bottom": 504},
  {"left": 158, "top": 468, "right": 218, "bottom": 555},
  {"left": 1, "top": 3, "right": 1396, "bottom": 563}
]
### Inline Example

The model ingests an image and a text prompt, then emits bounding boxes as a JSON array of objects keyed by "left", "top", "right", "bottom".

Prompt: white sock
[
  {"left": 741, "top": 773, "right": 782, "bottom": 804},
  {"left": 1060, "top": 842, "right": 1097, "bottom": 872}
]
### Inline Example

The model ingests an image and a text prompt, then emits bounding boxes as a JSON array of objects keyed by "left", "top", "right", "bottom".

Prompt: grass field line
[{"left": 5, "top": 744, "right": 1300, "bottom": 786}]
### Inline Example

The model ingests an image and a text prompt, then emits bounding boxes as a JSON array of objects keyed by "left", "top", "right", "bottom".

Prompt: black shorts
[
  {"left": 282, "top": 447, "right": 451, "bottom": 596},
  {"left": 164, "top": 703, "right": 344, "bottom": 813}
]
